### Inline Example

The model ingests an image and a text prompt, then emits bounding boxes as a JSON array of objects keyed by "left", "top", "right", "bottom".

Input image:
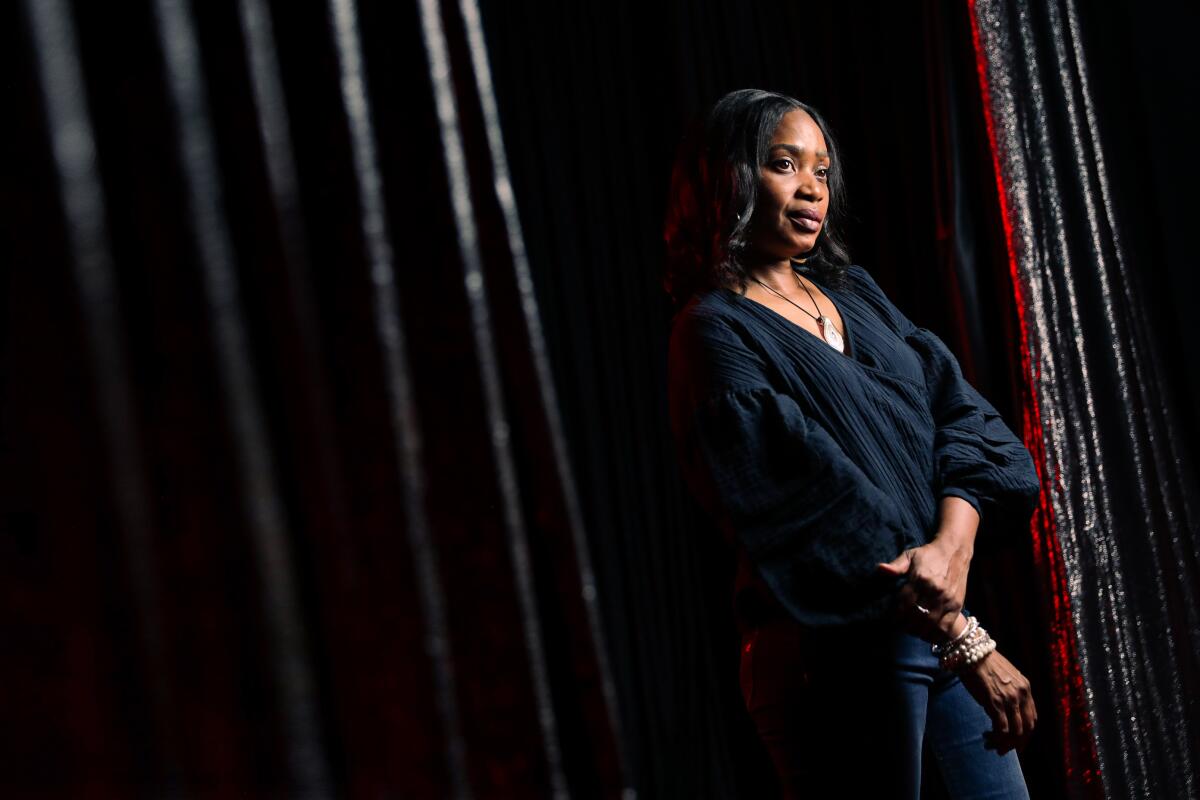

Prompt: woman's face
[{"left": 745, "top": 109, "right": 831, "bottom": 264}]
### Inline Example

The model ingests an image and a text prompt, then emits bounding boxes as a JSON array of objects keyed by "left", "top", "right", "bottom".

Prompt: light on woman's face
[{"left": 747, "top": 109, "right": 831, "bottom": 264}]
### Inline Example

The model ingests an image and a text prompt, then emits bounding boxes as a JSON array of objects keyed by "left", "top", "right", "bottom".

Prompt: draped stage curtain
[
  {"left": 969, "top": 1, "right": 1200, "bottom": 797},
  {"left": 8, "top": 0, "right": 625, "bottom": 795},
  {"left": 4, "top": 0, "right": 1197, "bottom": 797}
]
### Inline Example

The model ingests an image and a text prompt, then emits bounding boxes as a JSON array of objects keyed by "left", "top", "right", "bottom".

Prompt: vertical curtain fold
[
  {"left": 11, "top": 0, "right": 628, "bottom": 793},
  {"left": 325, "top": 0, "right": 471, "bottom": 794},
  {"left": 21, "top": 0, "right": 182, "bottom": 790},
  {"left": 151, "top": 0, "right": 334, "bottom": 791},
  {"left": 970, "top": 1, "right": 1200, "bottom": 796}
]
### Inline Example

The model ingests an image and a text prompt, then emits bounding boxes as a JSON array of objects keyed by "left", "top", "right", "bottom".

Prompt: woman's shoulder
[
  {"left": 837, "top": 263, "right": 883, "bottom": 295},
  {"left": 668, "top": 288, "right": 741, "bottom": 346},
  {"left": 792, "top": 262, "right": 881, "bottom": 301},
  {"left": 836, "top": 264, "right": 915, "bottom": 335},
  {"left": 667, "top": 287, "right": 775, "bottom": 398},
  {"left": 675, "top": 284, "right": 738, "bottom": 315}
]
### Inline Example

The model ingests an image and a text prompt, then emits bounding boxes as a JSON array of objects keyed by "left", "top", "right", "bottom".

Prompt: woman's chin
[{"left": 791, "top": 235, "right": 818, "bottom": 252}]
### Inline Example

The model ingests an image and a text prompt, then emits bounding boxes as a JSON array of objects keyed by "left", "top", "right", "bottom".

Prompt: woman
[{"left": 664, "top": 88, "right": 1041, "bottom": 798}]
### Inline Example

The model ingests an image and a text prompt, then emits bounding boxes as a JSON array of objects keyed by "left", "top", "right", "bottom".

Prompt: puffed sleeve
[
  {"left": 668, "top": 308, "right": 913, "bottom": 626},
  {"left": 905, "top": 325, "right": 1041, "bottom": 524},
  {"left": 846, "top": 265, "right": 1041, "bottom": 526}
]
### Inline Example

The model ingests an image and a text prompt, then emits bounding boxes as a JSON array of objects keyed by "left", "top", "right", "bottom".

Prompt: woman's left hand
[{"left": 876, "top": 534, "right": 973, "bottom": 643}]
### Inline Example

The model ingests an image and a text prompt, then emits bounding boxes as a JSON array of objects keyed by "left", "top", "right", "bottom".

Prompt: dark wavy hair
[{"left": 662, "top": 89, "right": 851, "bottom": 309}]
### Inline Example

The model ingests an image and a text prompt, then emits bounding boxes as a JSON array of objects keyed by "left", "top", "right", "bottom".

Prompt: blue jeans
[{"left": 739, "top": 607, "right": 1030, "bottom": 798}]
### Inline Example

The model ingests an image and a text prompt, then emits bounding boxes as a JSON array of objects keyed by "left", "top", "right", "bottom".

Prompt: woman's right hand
[{"left": 956, "top": 649, "right": 1037, "bottom": 756}]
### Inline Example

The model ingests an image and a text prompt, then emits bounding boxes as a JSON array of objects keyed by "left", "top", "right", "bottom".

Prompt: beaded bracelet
[
  {"left": 945, "top": 635, "right": 996, "bottom": 671},
  {"left": 932, "top": 614, "right": 978, "bottom": 658},
  {"left": 939, "top": 624, "right": 997, "bottom": 672}
]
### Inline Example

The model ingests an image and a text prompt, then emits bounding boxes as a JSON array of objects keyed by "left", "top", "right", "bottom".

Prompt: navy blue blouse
[{"left": 667, "top": 264, "right": 1040, "bottom": 628}]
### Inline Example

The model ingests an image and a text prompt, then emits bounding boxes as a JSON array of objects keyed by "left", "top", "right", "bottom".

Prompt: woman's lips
[{"left": 789, "top": 215, "right": 821, "bottom": 232}]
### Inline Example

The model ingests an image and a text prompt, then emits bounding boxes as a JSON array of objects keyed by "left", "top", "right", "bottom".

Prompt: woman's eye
[
  {"left": 815, "top": 167, "right": 830, "bottom": 179},
  {"left": 773, "top": 159, "right": 794, "bottom": 171}
]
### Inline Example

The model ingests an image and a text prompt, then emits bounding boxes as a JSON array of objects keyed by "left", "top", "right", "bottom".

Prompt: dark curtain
[
  {"left": 5, "top": 0, "right": 1198, "bottom": 797},
  {"left": 970, "top": 0, "right": 1200, "bottom": 797},
  {"left": 6, "top": 0, "right": 623, "bottom": 795}
]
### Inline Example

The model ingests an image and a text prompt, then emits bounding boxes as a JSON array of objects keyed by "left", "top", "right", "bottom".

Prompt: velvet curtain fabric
[
  {"left": 9, "top": 0, "right": 625, "bottom": 794},
  {"left": 970, "top": 1, "right": 1200, "bottom": 797}
]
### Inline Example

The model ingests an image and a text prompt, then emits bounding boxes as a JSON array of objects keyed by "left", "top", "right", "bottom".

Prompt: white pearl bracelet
[
  {"left": 935, "top": 615, "right": 997, "bottom": 672},
  {"left": 932, "top": 614, "right": 978, "bottom": 657}
]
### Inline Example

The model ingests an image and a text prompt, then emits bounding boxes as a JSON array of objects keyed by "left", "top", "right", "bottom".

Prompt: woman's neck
[{"left": 746, "top": 259, "right": 803, "bottom": 294}]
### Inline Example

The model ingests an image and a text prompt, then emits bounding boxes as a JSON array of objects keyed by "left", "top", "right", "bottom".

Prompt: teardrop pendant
[{"left": 818, "top": 315, "right": 844, "bottom": 353}]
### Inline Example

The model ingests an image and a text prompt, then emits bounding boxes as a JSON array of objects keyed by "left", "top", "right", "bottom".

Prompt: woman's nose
[{"left": 794, "top": 180, "right": 823, "bottom": 201}]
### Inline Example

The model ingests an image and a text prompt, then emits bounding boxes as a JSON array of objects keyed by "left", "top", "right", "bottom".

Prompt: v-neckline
[{"left": 723, "top": 270, "right": 859, "bottom": 363}]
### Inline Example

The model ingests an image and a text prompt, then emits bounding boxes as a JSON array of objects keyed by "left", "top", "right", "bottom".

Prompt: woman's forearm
[
  {"left": 934, "top": 495, "right": 979, "bottom": 554},
  {"left": 935, "top": 495, "right": 978, "bottom": 641}
]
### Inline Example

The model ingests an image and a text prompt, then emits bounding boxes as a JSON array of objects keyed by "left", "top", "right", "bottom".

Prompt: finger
[
  {"left": 993, "top": 703, "right": 1010, "bottom": 737},
  {"left": 1007, "top": 700, "right": 1024, "bottom": 740},
  {"left": 878, "top": 550, "right": 913, "bottom": 574},
  {"left": 905, "top": 571, "right": 932, "bottom": 594},
  {"left": 910, "top": 591, "right": 943, "bottom": 622},
  {"left": 1020, "top": 692, "right": 1037, "bottom": 743},
  {"left": 1002, "top": 693, "right": 1030, "bottom": 755}
]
